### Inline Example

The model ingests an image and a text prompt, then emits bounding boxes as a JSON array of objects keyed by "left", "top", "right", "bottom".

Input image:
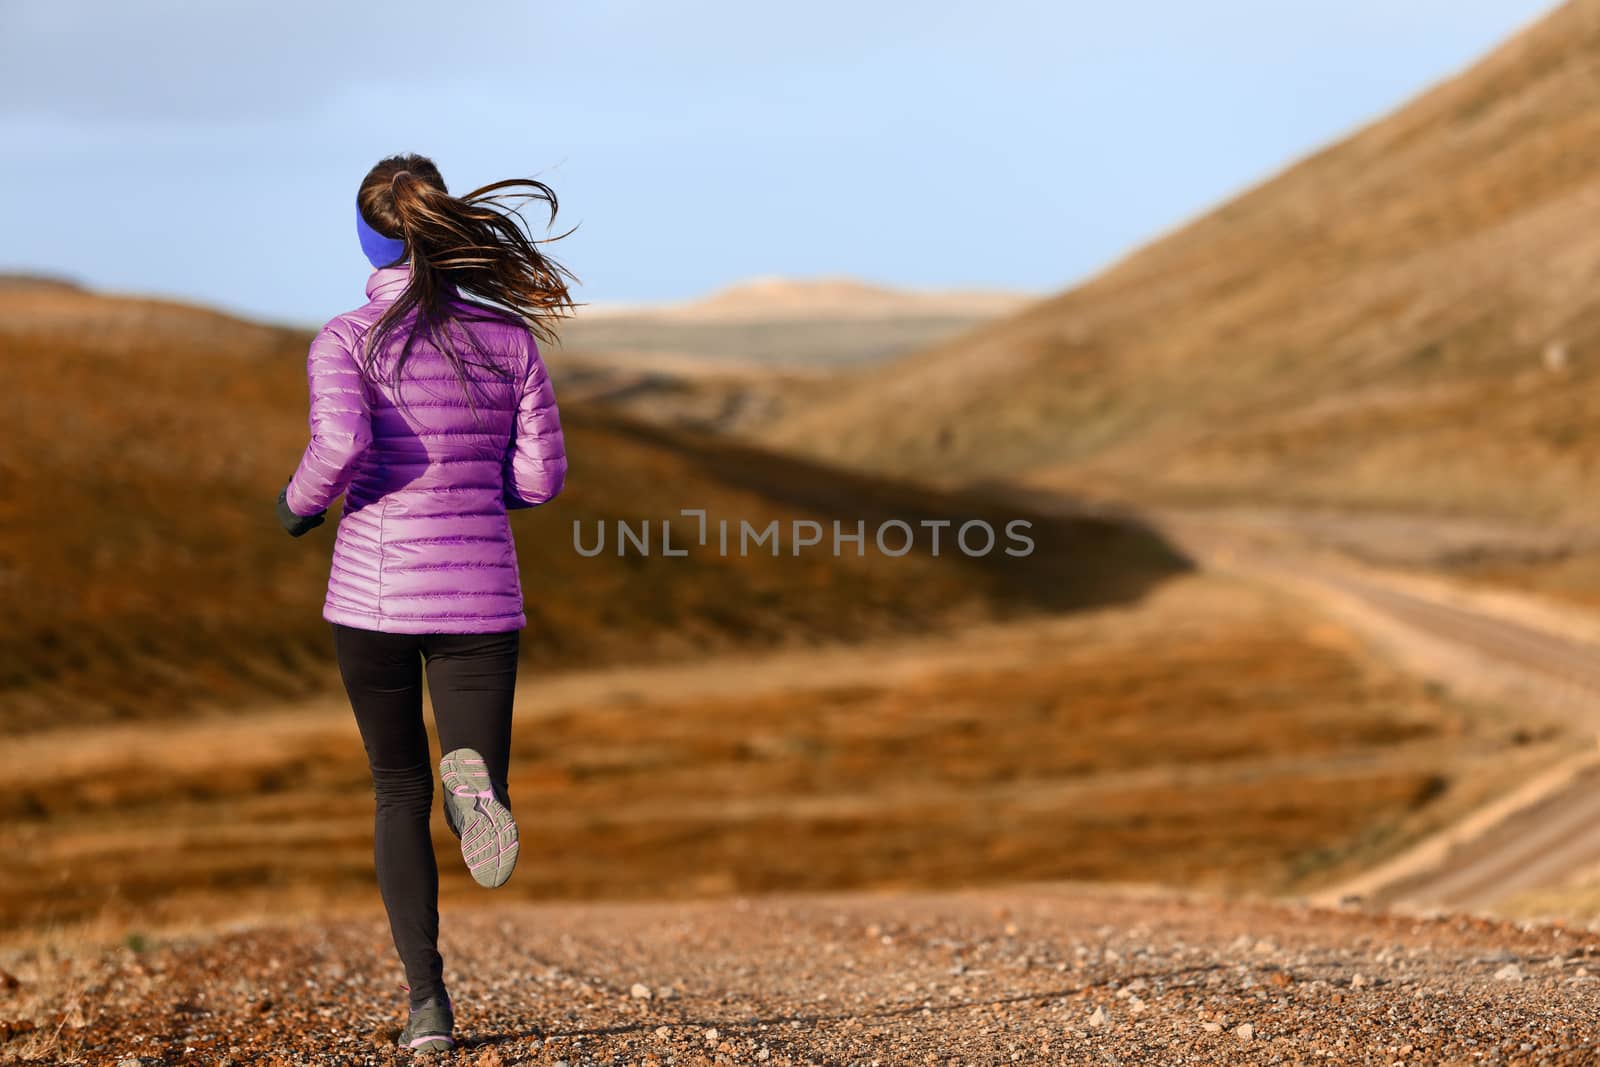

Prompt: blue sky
[{"left": 0, "top": 1, "right": 1560, "bottom": 327}]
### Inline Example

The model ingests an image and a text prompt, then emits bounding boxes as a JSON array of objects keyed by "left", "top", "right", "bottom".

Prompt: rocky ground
[{"left": 2, "top": 885, "right": 1598, "bottom": 1066}]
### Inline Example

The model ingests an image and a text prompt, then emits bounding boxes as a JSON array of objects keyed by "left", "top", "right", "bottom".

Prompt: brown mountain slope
[
  {"left": 763, "top": 0, "right": 1600, "bottom": 522},
  {"left": 0, "top": 285, "right": 1184, "bottom": 735}
]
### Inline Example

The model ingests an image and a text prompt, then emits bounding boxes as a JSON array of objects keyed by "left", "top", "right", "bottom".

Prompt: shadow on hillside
[{"left": 578, "top": 411, "right": 1195, "bottom": 618}]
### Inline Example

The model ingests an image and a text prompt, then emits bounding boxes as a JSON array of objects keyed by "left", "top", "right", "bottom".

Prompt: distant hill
[
  {"left": 0, "top": 283, "right": 1184, "bottom": 734},
  {"left": 0, "top": 271, "right": 83, "bottom": 291},
  {"left": 763, "top": 1, "right": 1600, "bottom": 523},
  {"left": 549, "top": 276, "right": 1035, "bottom": 437},
  {"left": 579, "top": 275, "right": 1031, "bottom": 323}
]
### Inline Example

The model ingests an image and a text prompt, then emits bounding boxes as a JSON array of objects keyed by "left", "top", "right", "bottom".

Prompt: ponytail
[{"left": 354, "top": 153, "right": 579, "bottom": 422}]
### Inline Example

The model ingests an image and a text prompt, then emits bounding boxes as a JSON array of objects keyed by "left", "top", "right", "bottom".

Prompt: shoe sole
[
  {"left": 440, "top": 747, "right": 518, "bottom": 888},
  {"left": 405, "top": 1034, "right": 455, "bottom": 1052}
]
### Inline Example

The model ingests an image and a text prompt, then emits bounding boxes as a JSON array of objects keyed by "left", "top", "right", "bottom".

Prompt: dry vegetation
[
  {"left": 0, "top": 575, "right": 1552, "bottom": 944},
  {"left": 762, "top": 0, "right": 1600, "bottom": 526},
  {"left": 0, "top": 282, "right": 1183, "bottom": 736},
  {"left": 1446, "top": 548, "right": 1600, "bottom": 613}
]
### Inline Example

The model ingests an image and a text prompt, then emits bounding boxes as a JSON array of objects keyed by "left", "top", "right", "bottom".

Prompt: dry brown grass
[
  {"left": 1446, "top": 547, "right": 1600, "bottom": 613},
  {"left": 761, "top": 0, "right": 1600, "bottom": 525},
  {"left": 0, "top": 576, "right": 1550, "bottom": 945},
  {"left": 0, "top": 285, "right": 1184, "bottom": 736}
]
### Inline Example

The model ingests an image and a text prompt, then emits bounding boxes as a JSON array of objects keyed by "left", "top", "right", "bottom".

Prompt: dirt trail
[
  {"left": 4, "top": 885, "right": 1598, "bottom": 1066},
  {"left": 1136, "top": 506, "right": 1600, "bottom": 914}
]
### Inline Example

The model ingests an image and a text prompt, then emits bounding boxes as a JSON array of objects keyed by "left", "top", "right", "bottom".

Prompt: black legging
[{"left": 330, "top": 622, "right": 520, "bottom": 1005}]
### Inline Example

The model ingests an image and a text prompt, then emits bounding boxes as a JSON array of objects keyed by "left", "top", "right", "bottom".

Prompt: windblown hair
[{"left": 355, "top": 153, "right": 579, "bottom": 422}]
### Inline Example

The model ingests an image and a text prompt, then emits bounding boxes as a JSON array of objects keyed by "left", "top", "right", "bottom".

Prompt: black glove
[{"left": 277, "top": 486, "right": 326, "bottom": 537}]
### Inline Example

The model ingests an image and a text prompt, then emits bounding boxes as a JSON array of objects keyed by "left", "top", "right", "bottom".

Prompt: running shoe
[
  {"left": 398, "top": 994, "right": 455, "bottom": 1053},
  {"left": 439, "top": 747, "right": 519, "bottom": 888}
]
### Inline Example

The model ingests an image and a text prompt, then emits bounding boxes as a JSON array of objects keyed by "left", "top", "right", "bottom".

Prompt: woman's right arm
[
  {"left": 502, "top": 337, "right": 567, "bottom": 510},
  {"left": 280, "top": 321, "right": 373, "bottom": 534}
]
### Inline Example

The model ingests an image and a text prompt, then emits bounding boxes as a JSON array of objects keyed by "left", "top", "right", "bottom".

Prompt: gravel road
[{"left": 4, "top": 885, "right": 1598, "bottom": 1065}]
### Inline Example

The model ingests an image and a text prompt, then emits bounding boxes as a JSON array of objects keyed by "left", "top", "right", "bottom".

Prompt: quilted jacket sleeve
[
  {"left": 502, "top": 336, "right": 567, "bottom": 510},
  {"left": 283, "top": 322, "right": 373, "bottom": 518}
]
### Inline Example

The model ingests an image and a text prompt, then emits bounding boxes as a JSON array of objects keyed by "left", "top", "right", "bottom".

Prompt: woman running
[{"left": 276, "top": 152, "right": 575, "bottom": 1053}]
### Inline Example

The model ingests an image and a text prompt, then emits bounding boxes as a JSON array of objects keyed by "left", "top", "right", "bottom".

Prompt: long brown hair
[{"left": 355, "top": 153, "right": 578, "bottom": 421}]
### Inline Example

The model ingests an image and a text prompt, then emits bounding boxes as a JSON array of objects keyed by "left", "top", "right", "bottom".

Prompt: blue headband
[{"left": 357, "top": 203, "right": 408, "bottom": 269}]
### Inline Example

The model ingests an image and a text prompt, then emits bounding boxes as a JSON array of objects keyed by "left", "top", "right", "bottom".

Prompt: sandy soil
[{"left": 3, "top": 884, "right": 1598, "bottom": 1065}]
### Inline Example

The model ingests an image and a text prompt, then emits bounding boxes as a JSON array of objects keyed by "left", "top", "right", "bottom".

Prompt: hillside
[
  {"left": 0, "top": 284, "right": 1184, "bottom": 734},
  {"left": 763, "top": 0, "right": 1600, "bottom": 523}
]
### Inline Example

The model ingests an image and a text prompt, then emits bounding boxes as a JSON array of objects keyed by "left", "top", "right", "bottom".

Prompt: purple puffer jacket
[{"left": 283, "top": 264, "right": 566, "bottom": 633}]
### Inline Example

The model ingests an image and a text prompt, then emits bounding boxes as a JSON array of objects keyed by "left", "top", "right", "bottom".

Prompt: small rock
[
  {"left": 0, "top": 1020, "right": 37, "bottom": 1043},
  {"left": 1088, "top": 1006, "right": 1108, "bottom": 1028},
  {"left": 704, "top": 1027, "right": 720, "bottom": 1043},
  {"left": 1495, "top": 963, "right": 1524, "bottom": 982},
  {"left": 655, "top": 1025, "right": 672, "bottom": 1039},
  {"left": 1201, "top": 1022, "right": 1223, "bottom": 1033},
  {"left": 1235, "top": 1023, "right": 1254, "bottom": 1042},
  {"left": 1351, "top": 973, "right": 1368, "bottom": 989},
  {"left": 630, "top": 983, "right": 653, "bottom": 1000}
]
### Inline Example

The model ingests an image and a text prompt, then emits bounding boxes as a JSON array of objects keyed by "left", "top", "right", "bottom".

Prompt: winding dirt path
[{"left": 1141, "top": 507, "right": 1600, "bottom": 914}]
